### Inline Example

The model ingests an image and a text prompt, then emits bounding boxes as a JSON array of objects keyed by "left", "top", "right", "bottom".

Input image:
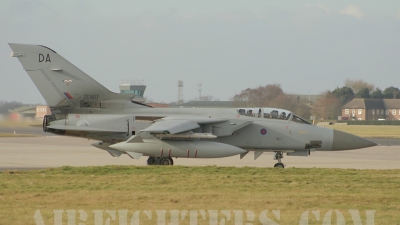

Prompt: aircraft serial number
[{"left": 84, "top": 94, "right": 99, "bottom": 99}]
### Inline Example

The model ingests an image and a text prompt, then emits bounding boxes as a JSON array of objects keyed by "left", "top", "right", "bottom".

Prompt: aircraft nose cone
[{"left": 331, "top": 130, "right": 377, "bottom": 151}]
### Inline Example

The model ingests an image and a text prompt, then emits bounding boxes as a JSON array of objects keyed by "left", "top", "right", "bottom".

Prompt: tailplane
[{"left": 9, "top": 43, "right": 146, "bottom": 110}]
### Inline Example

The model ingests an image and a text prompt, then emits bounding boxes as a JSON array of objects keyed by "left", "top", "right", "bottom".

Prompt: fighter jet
[{"left": 8, "top": 43, "right": 376, "bottom": 168}]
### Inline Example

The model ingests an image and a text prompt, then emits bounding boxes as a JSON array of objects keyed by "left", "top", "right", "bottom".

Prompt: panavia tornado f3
[{"left": 9, "top": 43, "right": 376, "bottom": 168}]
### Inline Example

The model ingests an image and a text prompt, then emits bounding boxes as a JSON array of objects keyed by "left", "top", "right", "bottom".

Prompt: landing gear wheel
[
  {"left": 168, "top": 157, "right": 174, "bottom": 165},
  {"left": 273, "top": 151, "right": 285, "bottom": 168},
  {"left": 42, "top": 116, "right": 48, "bottom": 132},
  {"left": 157, "top": 157, "right": 173, "bottom": 165},
  {"left": 147, "top": 156, "right": 157, "bottom": 165}
]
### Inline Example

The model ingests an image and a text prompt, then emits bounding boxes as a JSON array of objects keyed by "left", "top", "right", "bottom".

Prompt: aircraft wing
[
  {"left": 141, "top": 119, "right": 200, "bottom": 134},
  {"left": 141, "top": 116, "right": 253, "bottom": 137},
  {"left": 47, "top": 124, "right": 127, "bottom": 132}
]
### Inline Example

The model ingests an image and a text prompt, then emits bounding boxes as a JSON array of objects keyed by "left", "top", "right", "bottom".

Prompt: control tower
[{"left": 119, "top": 80, "right": 146, "bottom": 103}]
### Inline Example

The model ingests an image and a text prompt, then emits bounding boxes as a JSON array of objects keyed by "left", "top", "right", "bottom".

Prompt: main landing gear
[
  {"left": 147, "top": 156, "right": 174, "bottom": 165},
  {"left": 273, "top": 151, "right": 285, "bottom": 168}
]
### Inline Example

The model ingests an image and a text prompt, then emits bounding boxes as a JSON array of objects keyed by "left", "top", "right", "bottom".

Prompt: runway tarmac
[{"left": 1, "top": 135, "right": 399, "bottom": 171}]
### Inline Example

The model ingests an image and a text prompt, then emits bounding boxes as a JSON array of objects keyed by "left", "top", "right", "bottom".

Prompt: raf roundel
[{"left": 260, "top": 128, "right": 267, "bottom": 135}]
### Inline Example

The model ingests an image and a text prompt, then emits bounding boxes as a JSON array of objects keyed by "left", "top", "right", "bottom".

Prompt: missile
[
  {"left": 155, "top": 132, "right": 217, "bottom": 139},
  {"left": 91, "top": 142, "right": 124, "bottom": 157},
  {"left": 109, "top": 136, "right": 246, "bottom": 158}
]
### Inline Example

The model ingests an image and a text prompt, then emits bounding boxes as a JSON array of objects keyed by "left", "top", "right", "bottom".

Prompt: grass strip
[
  {"left": 0, "top": 166, "right": 399, "bottom": 224},
  {"left": 330, "top": 125, "right": 400, "bottom": 138}
]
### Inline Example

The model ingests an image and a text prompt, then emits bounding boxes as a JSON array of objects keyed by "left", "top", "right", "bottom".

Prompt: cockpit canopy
[{"left": 237, "top": 107, "right": 311, "bottom": 125}]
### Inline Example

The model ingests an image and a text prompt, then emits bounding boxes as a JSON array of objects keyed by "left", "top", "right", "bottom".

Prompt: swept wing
[{"left": 141, "top": 119, "right": 200, "bottom": 134}]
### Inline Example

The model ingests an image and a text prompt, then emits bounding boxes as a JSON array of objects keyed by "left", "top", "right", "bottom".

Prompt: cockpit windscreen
[
  {"left": 237, "top": 107, "right": 311, "bottom": 125},
  {"left": 291, "top": 114, "right": 311, "bottom": 124}
]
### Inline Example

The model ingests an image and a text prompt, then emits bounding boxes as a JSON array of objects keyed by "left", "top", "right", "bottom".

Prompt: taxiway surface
[{"left": 1, "top": 136, "right": 399, "bottom": 171}]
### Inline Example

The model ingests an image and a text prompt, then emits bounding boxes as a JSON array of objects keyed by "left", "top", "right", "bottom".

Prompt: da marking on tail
[{"left": 9, "top": 43, "right": 137, "bottom": 110}]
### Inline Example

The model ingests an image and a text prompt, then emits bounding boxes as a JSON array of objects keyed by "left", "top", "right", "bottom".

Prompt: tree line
[
  {"left": 232, "top": 84, "right": 311, "bottom": 119},
  {"left": 0, "top": 101, "right": 25, "bottom": 115},
  {"left": 313, "top": 79, "right": 400, "bottom": 120},
  {"left": 232, "top": 79, "right": 400, "bottom": 120},
  {"left": 333, "top": 79, "right": 399, "bottom": 102}
]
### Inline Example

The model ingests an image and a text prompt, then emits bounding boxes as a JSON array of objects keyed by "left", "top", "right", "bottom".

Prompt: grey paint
[{"left": 9, "top": 43, "right": 377, "bottom": 164}]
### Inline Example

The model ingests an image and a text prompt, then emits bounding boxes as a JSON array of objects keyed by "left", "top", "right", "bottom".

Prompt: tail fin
[{"left": 9, "top": 43, "right": 143, "bottom": 109}]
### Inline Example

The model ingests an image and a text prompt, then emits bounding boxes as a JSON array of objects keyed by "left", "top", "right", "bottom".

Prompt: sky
[{"left": 1, "top": 1, "right": 400, "bottom": 104}]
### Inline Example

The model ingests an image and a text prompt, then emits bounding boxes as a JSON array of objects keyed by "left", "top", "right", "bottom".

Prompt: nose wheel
[{"left": 273, "top": 151, "right": 285, "bottom": 168}]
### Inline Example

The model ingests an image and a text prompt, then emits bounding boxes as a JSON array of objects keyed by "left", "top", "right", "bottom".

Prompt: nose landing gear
[{"left": 273, "top": 151, "right": 285, "bottom": 168}]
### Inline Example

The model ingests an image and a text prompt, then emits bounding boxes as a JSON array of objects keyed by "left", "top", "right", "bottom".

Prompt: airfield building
[{"left": 341, "top": 98, "right": 400, "bottom": 120}]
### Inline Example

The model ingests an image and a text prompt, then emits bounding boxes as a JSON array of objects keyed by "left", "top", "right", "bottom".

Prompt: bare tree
[
  {"left": 0, "top": 101, "right": 25, "bottom": 115},
  {"left": 233, "top": 84, "right": 284, "bottom": 107},
  {"left": 311, "top": 91, "right": 341, "bottom": 120},
  {"left": 269, "top": 94, "right": 295, "bottom": 110},
  {"left": 232, "top": 88, "right": 254, "bottom": 107},
  {"left": 344, "top": 79, "right": 375, "bottom": 94},
  {"left": 232, "top": 84, "right": 311, "bottom": 118}
]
